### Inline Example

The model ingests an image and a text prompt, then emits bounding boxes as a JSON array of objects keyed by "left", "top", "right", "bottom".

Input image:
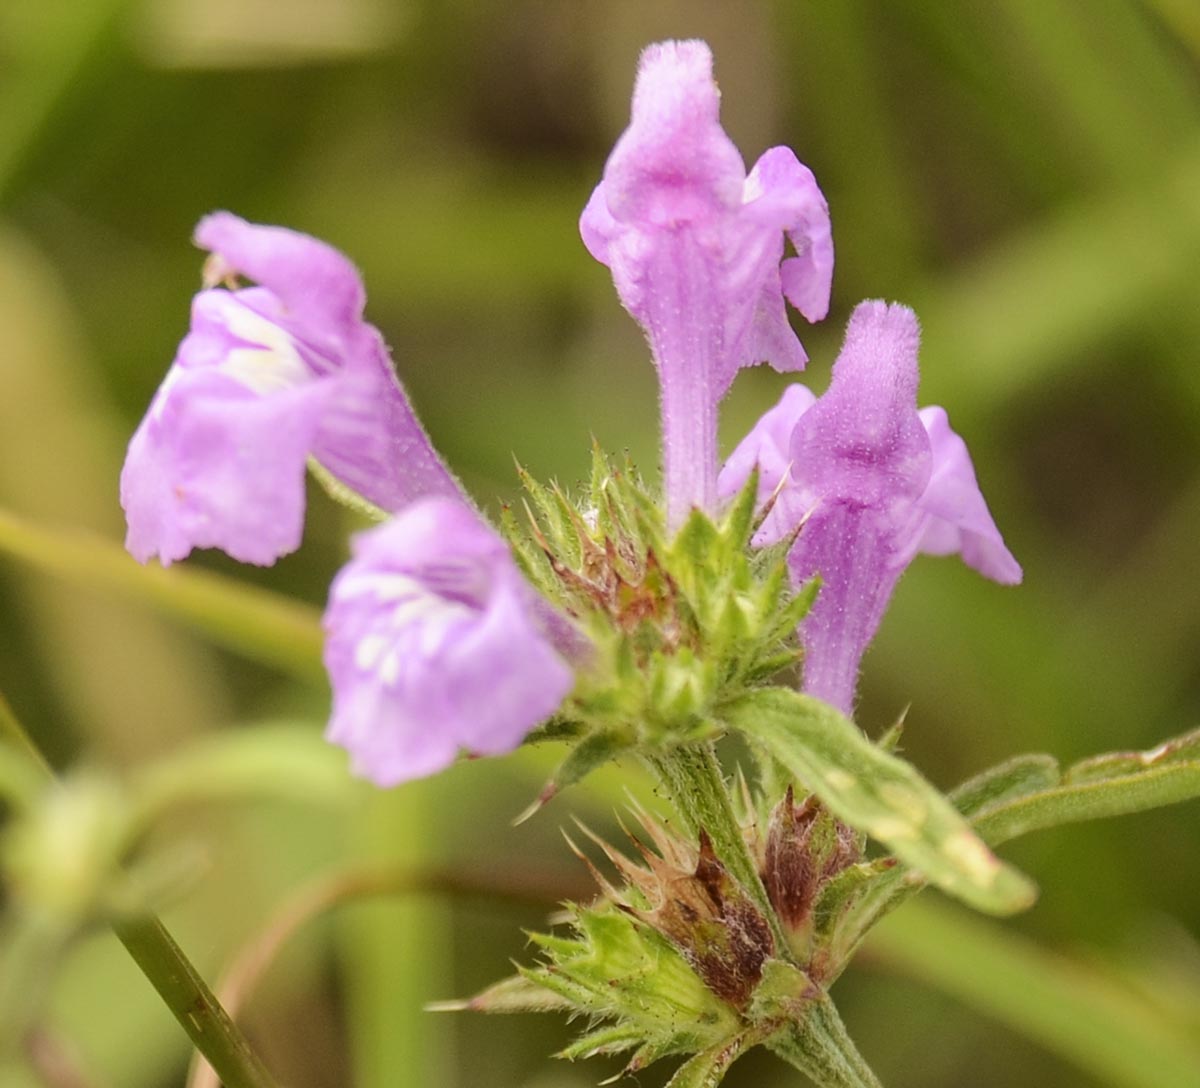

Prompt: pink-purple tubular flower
[
  {"left": 720, "top": 301, "right": 1021, "bottom": 716},
  {"left": 121, "top": 213, "right": 576, "bottom": 784},
  {"left": 581, "top": 40, "right": 833, "bottom": 529},
  {"left": 323, "top": 498, "right": 575, "bottom": 786},
  {"left": 120, "top": 212, "right": 460, "bottom": 566}
]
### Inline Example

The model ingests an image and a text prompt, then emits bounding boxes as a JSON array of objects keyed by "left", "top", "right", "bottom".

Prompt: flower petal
[
  {"left": 601, "top": 40, "right": 745, "bottom": 226},
  {"left": 121, "top": 365, "right": 330, "bottom": 566},
  {"left": 195, "top": 211, "right": 365, "bottom": 337},
  {"left": 323, "top": 498, "right": 575, "bottom": 786},
  {"left": 581, "top": 41, "right": 832, "bottom": 528},
  {"left": 912, "top": 407, "right": 1023, "bottom": 584},
  {"left": 718, "top": 383, "right": 817, "bottom": 545},
  {"left": 785, "top": 301, "right": 931, "bottom": 714},
  {"left": 744, "top": 146, "right": 834, "bottom": 323},
  {"left": 122, "top": 215, "right": 463, "bottom": 567}
]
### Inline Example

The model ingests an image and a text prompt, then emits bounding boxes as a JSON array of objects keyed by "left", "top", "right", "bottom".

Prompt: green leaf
[
  {"left": 1066, "top": 725, "right": 1200, "bottom": 781},
  {"left": 872, "top": 898, "right": 1200, "bottom": 1088},
  {"left": 950, "top": 753, "right": 1062, "bottom": 817},
  {"left": 953, "top": 727, "right": 1200, "bottom": 846},
  {"left": 972, "top": 761, "right": 1200, "bottom": 846},
  {"left": 725, "top": 688, "right": 1037, "bottom": 915}
]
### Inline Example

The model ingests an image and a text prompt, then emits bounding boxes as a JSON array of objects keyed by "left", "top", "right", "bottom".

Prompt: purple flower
[
  {"left": 720, "top": 301, "right": 1021, "bottom": 716},
  {"left": 580, "top": 40, "right": 833, "bottom": 529},
  {"left": 323, "top": 497, "right": 575, "bottom": 785},
  {"left": 120, "top": 212, "right": 460, "bottom": 566}
]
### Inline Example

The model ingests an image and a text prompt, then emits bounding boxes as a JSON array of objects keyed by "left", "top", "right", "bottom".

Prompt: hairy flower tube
[
  {"left": 323, "top": 497, "right": 575, "bottom": 786},
  {"left": 720, "top": 300, "right": 1021, "bottom": 715},
  {"left": 120, "top": 212, "right": 460, "bottom": 566},
  {"left": 580, "top": 39, "right": 833, "bottom": 529}
]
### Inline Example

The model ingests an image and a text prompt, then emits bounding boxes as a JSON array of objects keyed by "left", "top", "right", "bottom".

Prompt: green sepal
[
  {"left": 557, "top": 1022, "right": 658, "bottom": 1062},
  {"left": 453, "top": 971, "right": 575, "bottom": 1015},
  {"left": 503, "top": 450, "right": 814, "bottom": 755},
  {"left": 516, "top": 727, "right": 634, "bottom": 822},
  {"left": 307, "top": 457, "right": 387, "bottom": 522},
  {"left": 810, "top": 858, "right": 898, "bottom": 946},
  {"left": 521, "top": 903, "right": 740, "bottom": 1041},
  {"left": 662, "top": 1030, "right": 759, "bottom": 1088},
  {"left": 724, "top": 688, "right": 1037, "bottom": 916},
  {"left": 746, "top": 958, "right": 818, "bottom": 1021}
]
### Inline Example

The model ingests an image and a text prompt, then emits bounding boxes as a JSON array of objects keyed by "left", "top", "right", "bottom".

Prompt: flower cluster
[
  {"left": 120, "top": 38, "right": 1018, "bottom": 784},
  {"left": 583, "top": 40, "right": 1019, "bottom": 716},
  {"left": 120, "top": 214, "right": 575, "bottom": 785}
]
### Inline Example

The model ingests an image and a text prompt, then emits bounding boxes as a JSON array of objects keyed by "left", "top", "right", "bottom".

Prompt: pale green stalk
[{"left": 0, "top": 508, "right": 324, "bottom": 683}]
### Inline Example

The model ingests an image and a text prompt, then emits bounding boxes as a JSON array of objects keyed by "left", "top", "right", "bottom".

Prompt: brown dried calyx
[
  {"left": 761, "top": 786, "right": 861, "bottom": 956},
  {"left": 572, "top": 813, "right": 775, "bottom": 1010}
]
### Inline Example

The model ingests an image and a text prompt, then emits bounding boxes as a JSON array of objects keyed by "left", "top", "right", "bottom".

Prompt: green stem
[
  {"left": 0, "top": 690, "right": 280, "bottom": 1088},
  {"left": 0, "top": 689, "right": 50, "bottom": 775},
  {"left": 643, "top": 742, "right": 791, "bottom": 955},
  {"left": 110, "top": 913, "right": 278, "bottom": 1088},
  {"left": 767, "top": 996, "right": 882, "bottom": 1088}
]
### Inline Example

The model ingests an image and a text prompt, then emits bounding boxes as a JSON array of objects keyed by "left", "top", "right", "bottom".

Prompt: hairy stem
[{"left": 767, "top": 996, "right": 882, "bottom": 1088}]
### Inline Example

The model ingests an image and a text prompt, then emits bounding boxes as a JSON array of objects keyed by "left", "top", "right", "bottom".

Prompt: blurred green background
[{"left": 1, "top": 1, "right": 1198, "bottom": 1086}]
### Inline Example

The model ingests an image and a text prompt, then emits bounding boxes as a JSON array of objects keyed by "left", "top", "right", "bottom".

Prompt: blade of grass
[
  {"left": 869, "top": 899, "right": 1200, "bottom": 1088},
  {"left": 0, "top": 508, "right": 324, "bottom": 684}
]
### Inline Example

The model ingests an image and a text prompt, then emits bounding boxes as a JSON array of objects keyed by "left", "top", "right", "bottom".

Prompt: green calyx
[
  {"left": 464, "top": 804, "right": 883, "bottom": 1086},
  {"left": 504, "top": 446, "right": 813, "bottom": 774}
]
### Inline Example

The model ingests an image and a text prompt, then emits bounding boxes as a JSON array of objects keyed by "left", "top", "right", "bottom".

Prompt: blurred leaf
[
  {"left": 917, "top": 138, "right": 1200, "bottom": 418},
  {"left": 726, "top": 688, "right": 1037, "bottom": 916},
  {"left": 0, "top": 507, "right": 324, "bottom": 685},
  {"left": 871, "top": 899, "right": 1200, "bottom": 1088},
  {"left": 137, "top": 0, "right": 410, "bottom": 69},
  {"left": 0, "top": 225, "right": 228, "bottom": 762},
  {"left": 131, "top": 722, "right": 354, "bottom": 825},
  {"left": 0, "top": 0, "right": 136, "bottom": 202},
  {"left": 339, "top": 782, "right": 457, "bottom": 1088}
]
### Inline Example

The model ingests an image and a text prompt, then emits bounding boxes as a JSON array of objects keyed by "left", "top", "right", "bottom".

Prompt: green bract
[{"left": 506, "top": 446, "right": 814, "bottom": 761}]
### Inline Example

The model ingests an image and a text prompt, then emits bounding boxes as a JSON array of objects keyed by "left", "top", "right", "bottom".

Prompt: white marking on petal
[
  {"left": 378, "top": 648, "right": 401, "bottom": 686},
  {"left": 220, "top": 305, "right": 313, "bottom": 394},
  {"left": 355, "top": 634, "right": 388, "bottom": 671},
  {"left": 342, "top": 570, "right": 479, "bottom": 688}
]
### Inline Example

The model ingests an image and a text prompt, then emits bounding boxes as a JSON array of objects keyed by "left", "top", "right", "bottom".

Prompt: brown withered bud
[
  {"left": 573, "top": 815, "right": 775, "bottom": 1010},
  {"left": 762, "top": 787, "right": 861, "bottom": 934}
]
